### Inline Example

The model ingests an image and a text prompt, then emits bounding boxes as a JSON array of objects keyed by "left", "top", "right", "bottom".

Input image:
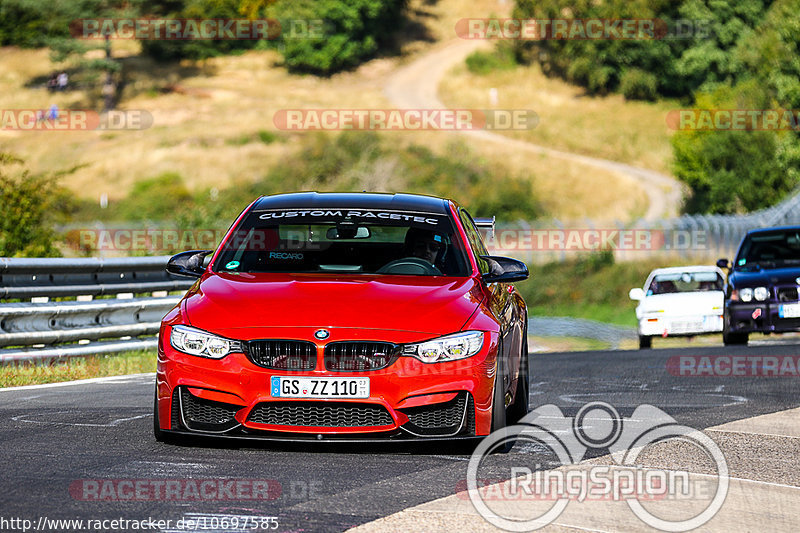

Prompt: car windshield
[
  {"left": 735, "top": 230, "right": 800, "bottom": 269},
  {"left": 213, "top": 208, "right": 471, "bottom": 276},
  {"left": 647, "top": 271, "right": 723, "bottom": 295}
]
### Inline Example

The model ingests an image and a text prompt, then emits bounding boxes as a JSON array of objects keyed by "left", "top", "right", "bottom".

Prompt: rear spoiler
[{"left": 473, "top": 217, "right": 495, "bottom": 239}]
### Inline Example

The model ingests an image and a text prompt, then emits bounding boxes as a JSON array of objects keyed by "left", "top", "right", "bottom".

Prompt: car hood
[
  {"left": 638, "top": 292, "right": 724, "bottom": 316},
  {"left": 729, "top": 266, "right": 800, "bottom": 288},
  {"left": 183, "top": 272, "right": 485, "bottom": 336}
]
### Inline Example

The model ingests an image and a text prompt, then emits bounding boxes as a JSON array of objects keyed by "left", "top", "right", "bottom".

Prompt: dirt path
[{"left": 383, "top": 39, "right": 684, "bottom": 221}]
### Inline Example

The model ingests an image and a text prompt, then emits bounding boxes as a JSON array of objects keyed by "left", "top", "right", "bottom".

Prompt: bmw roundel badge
[{"left": 314, "top": 329, "right": 330, "bottom": 340}]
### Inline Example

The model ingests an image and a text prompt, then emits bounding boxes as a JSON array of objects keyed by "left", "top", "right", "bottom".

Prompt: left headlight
[
  {"left": 402, "top": 331, "right": 484, "bottom": 363},
  {"left": 170, "top": 325, "right": 242, "bottom": 359}
]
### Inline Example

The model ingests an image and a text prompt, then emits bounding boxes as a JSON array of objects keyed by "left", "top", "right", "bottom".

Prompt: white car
[{"left": 629, "top": 266, "right": 725, "bottom": 349}]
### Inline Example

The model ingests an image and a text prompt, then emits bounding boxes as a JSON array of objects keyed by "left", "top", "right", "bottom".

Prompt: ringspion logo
[{"left": 467, "top": 402, "right": 728, "bottom": 531}]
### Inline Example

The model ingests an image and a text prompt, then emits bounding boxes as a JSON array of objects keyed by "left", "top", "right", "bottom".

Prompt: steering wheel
[{"left": 377, "top": 257, "right": 442, "bottom": 275}]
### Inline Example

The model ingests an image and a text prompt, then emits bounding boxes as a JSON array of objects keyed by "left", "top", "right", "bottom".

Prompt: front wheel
[{"left": 639, "top": 335, "right": 652, "bottom": 349}]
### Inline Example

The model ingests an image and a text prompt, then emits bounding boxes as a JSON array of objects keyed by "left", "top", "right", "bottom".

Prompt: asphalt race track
[{"left": 1, "top": 343, "right": 799, "bottom": 532}]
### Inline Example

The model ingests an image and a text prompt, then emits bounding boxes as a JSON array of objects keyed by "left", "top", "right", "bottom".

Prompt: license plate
[
  {"left": 670, "top": 320, "right": 702, "bottom": 332},
  {"left": 270, "top": 376, "right": 369, "bottom": 399},
  {"left": 779, "top": 303, "right": 800, "bottom": 318}
]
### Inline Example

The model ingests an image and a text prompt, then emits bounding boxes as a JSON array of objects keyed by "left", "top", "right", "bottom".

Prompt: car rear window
[
  {"left": 212, "top": 208, "right": 470, "bottom": 276},
  {"left": 647, "top": 271, "right": 723, "bottom": 295}
]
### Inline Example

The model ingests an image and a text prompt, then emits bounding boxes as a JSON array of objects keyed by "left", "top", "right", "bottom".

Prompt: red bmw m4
[{"left": 155, "top": 192, "right": 529, "bottom": 444}]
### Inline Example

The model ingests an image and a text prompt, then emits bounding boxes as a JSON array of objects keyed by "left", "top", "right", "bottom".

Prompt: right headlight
[
  {"left": 754, "top": 286, "right": 769, "bottom": 301},
  {"left": 402, "top": 331, "right": 484, "bottom": 363},
  {"left": 170, "top": 325, "right": 242, "bottom": 359}
]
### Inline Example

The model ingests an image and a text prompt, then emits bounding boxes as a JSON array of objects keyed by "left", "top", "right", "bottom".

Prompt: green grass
[
  {"left": 530, "top": 336, "right": 611, "bottom": 352},
  {"left": 0, "top": 350, "right": 155, "bottom": 388},
  {"left": 527, "top": 303, "right": 638, "bottom": 328},
  {"left": 517, "top": 252, "right": 700, "bottom": 328}
]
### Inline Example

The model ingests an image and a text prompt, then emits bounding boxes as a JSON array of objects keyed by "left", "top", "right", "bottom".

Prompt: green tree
[
  {"left": 274, "top": 0, "right": 408, "bottom": 74},
  {"left": 672, "top": 0, "right": 800, "bottom": 213},
  {"left": 513, "top": 0, "right": 768, "bottom": 98}
]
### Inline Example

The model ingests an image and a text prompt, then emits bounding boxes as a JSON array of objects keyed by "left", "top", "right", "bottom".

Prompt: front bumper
[
  {"left": 638, "top": 314, "right": 723, "bottom": 337},
  {"left": 726, "top": 301, "right": 800, "bottom": 334},
  {"left": 156, "top": 328, "right": 498, "bottom": 439}
]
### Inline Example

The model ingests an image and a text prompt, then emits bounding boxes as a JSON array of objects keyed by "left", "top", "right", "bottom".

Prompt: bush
[
  {"left": 465, "top": 43, "right": 517, "bottom": 75},
  {"left": 116, "top": 172, "right": 193, "bottom": 221},
  {"left": 0, "top": 154, "right": 64, "bottom": 257},
  {"left": 619, "top": 69, "right": 658, "bottom": 101}
]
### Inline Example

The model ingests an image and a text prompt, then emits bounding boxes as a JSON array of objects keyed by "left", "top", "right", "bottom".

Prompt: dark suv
[{"left": 717, "top": 226, "right": 800, "bottom": 345}]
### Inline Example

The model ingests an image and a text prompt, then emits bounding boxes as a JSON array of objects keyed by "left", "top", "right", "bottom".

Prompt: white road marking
[
  {"left": 706, "top": 428, "right": 800, "bottom": 440},
  {"left": 0, "top": 372, "right": 154, "bottom": 392},
  {"left": 11, "top": 412, "right": 151, "bottom": 427}
]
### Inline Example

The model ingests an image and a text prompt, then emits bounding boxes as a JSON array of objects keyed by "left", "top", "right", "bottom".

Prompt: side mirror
[
  {"left": 716, "top": 258, "right": 730, "bottom": 269},
  {"left": 480, "top": 255, "right": 529, "bottom": 284},
  {"left": 167, "top": 250, "right": 212, "bottom": 278},
  {"left": 629, "top": 288, "right": 645, "bottom": 301}
]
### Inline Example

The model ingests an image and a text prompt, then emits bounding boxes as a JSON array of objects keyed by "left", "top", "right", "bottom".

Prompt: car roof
[
  {"left": 251, "top": 192, "right": 452, "bottom": 214},
  {"left": 746, "top": 225, "right": 800, "bottom": 235},
  {"left": 649, "top": 265, "right": 721, "bottom": 275}
]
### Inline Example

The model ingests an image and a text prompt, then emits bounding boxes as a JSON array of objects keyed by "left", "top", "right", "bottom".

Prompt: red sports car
[{"left": 155, "top": 192, "right": 529, "bottom": 443}]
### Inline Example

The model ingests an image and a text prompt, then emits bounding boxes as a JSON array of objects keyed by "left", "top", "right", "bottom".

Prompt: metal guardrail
[
  {"left": 0, "top": 256, "right": 194, "bottom": 299},
  {"left": 485, "top": 187, "right": 800, "bottom": 264},
  {"left": 0, "top": 256, "right": 191, "bottom": 363},
  {"left": 528, "top": 317, "right": 637, "bottom": 349}
]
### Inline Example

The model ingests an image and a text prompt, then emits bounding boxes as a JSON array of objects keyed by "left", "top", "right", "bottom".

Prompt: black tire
[
  {"left": 723, "top": 311, "right": 749, "bottom": 346},
  {"left": 506, "top": 331, "right": 530, "bottom": 424},
  {"left": 723, "top": 330, "right": 748, "bottom": 346},
  {"left": 490, "top": 351, "right": 513, "bottom": 453},
  {"left": 639, "top": 335, "right": 652, "bottom": 349}
]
